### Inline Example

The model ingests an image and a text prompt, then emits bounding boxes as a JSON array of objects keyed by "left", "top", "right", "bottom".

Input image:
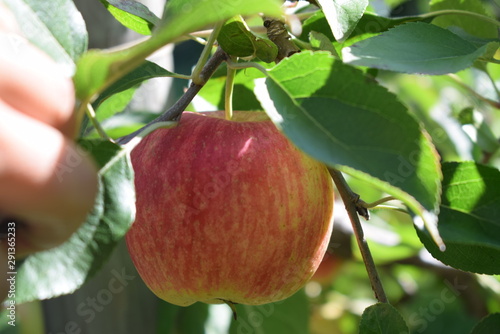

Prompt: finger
[
  {"left": 0, "top": 4, "right": 18, "bottom": 33},
  {"left": 0, "top": 101, "right": 98, "bottom": 256},
  {"left": 0, "top": 32, "right": 76, "bottom": 137}
]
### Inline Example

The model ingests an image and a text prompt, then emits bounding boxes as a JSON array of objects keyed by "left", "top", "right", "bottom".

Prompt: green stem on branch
[
  {"left": 226, "top": 59, "right": 269, "bottom": 76},
  {"left": 362, "top": 196, "right": 397, "bottom": 209},
  {"left": 85, "top": 103, "right": 111, "bottom": 141},
  {"left": 329, "top": 168, "right": 388, "bottom": 304},
  {"left": 192, "top": 21, "right": 223, "bottom": 85}
]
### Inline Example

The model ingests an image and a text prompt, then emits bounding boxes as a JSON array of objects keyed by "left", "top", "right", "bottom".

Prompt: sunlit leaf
[
  {"left": 254, "top": 52, "right": 442, "bottom": 244},
  {"left": 316, "top": 0, "right": 369, "bottom": 41},
  {"left": 343, "top": 22, "right": 492, "bottom": 75},
  {"left": 99, "top": 0, "right": 160, "bottom": 35},
  {"left": 417, "top": 161, "right": 500, "bottom": 275}
]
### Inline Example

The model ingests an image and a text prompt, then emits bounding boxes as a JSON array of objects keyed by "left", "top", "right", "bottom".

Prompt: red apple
[{"left": 126, "top": 110, "right": 334, "bottom": 306}]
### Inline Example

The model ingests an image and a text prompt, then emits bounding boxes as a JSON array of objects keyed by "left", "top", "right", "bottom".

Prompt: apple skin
[{"left": 126, "top": 110, "right": 334, "bottom": 306}]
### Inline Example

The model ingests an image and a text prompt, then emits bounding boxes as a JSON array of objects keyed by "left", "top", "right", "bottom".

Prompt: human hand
[{"left": 0, "top": 5, "right": 98, "bottom": 299}]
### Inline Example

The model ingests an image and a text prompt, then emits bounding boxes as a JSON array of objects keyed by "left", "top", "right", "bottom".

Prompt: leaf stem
[
  {"left": 419, "top": 9, "right": 500, "bottom": 28},
  {"left": 329, "top": 168, "right": 388, "bottom": 303},
  {"left": 85, "top": 103, "right": 112, "bottom": 141},
  {"left": 225, "top": 58, "right": 237, "bottom": 120},
  {"left": 481, "top": 58, "right": 500, "bottom": 65},
  {"left": 362, "top": 196, "right": 397, "bottom": 209},
  {"left": 226, "top": 59, "right": 269, "bottom": 76},
  {"left": 192, "top": 21, "right": 223, "bottom": 85},
  {"left": 370, "top": 205, "right": 409, "bottom": 214}
]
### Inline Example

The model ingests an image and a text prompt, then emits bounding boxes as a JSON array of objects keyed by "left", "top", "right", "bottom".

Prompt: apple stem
[
  {"left": 329, "top": 168, "right": 389, "bottom": 304},
  {"left": 117, "top": 48, "right": 229, "bottom": 145},
  {"left": 224, "top": 58, "right": 236, "bottom": 120},
  {"left": 218, "top": 299, "right": 238, "bottom": 320}
]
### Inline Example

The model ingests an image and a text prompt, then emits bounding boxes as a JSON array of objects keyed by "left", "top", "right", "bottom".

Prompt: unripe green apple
[{"left": 126, "top": 111, "right": 334, "bottom": 306}]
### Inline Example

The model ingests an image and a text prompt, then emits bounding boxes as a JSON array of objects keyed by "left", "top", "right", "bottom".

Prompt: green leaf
[
  {"left": 74, "top": 0, "right": 281, "bottom": 102},
  {"left": 99, "top": 0, "right": 160, "bottom": 35},
  {"left": 74, "top": 50, "right": 124, "bottom": 101},
  {"left": 345, "top": 13, "right": 429, "bottom": 46},
  {"left": 309, "top": 31, "right": 339, "bottom": 56},
  {"left": 93, "top": 60, "right": 179, "bottom": 108},
  {"left": 417, "top": 161, "right": 500, "bottom": 275},
  {"left": 343, "top": 22, "right": 492, "bottom": 75},
  {"left": 300, "top": 10, "right": 335, "bottom": 41},
  {"left": 228, "top": 290, "right": 309, "bottom": 334},
  {"left": 359, "top": 303, "right": 409, "bottom": 334},
  {"left": 16, "top": 140, "right": 136, "bottom": 303},
  {"left": 218, "top": 16, "right": 257, "bottom": 57},
  {"left": 217, "top": 16, "right": 278, "bottom": 63},
  {"left": 300, "top": 11, "right": 425, "bottom": 43},
  {"left": 2, "top": 0, "right": 87, "bottom": 73},
  {"left": 470, "top": 313, "right": 500, "bottom": 334},
  {"left": 160, "top": 0, "right": 282, "bottom": 44},
  {"left": 430, "top": 0, "right": 498, "bottom": 39},
  {"left": 254, "top": 38, "right": 279, "bottom": 63},
  {"left": 316, "top": 0, "right": 369, "bottom": 41},
  {"left": 95, "top": 86, "right": 138, "bottom": 123},
  {"left": 254, "top": 51, "right": 443, "bottom": 246}
]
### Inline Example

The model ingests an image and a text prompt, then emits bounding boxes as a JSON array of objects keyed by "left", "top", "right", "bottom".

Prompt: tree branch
[
  {"left": 262, "top": 17, "right": 300, "bottom": 63},
  {"left": 117, "top": 47, "right": 228, "bottom": 145},
  {"left": 329, "top": 168, "right": 388, "bottom": 303}
]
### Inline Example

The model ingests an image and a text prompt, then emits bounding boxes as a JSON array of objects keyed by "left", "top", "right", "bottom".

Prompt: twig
[
  {"left": 329, "top": 168, "right": 388, "bottom": 303},
  {"left": 447, "top": 74, "right": 500, "bottom": 109},
  {"left": 117, "top": 48, "right": 228, "bottom": 145}
]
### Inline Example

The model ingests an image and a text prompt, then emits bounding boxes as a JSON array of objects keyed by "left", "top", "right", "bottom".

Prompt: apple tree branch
[{"left": 329, "top": 168, "right": 388, "bottom": 304}]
